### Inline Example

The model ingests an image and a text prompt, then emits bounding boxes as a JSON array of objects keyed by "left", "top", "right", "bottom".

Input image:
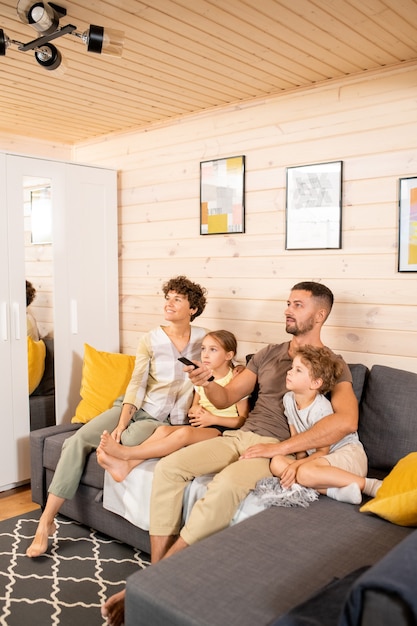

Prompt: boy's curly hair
[
  {"left": 162, "top": 276, "right": 207, "bottom": 321},
  {"left": 294, "top": 345, "right": 344, "bottom": 395}
]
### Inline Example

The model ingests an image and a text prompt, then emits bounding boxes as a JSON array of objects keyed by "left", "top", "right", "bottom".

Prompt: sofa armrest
[
  {"left": 30, "top": 423, "right": 82, "bottom": 506},
  {"left": 340, "top": 530, "right": 417, "bottom": 626},
  {"left": 360, "top": 589, "right": 414, "bottom": 626},
  {"left": 29, "top": 395, "right": 56, "bottom": 431}
]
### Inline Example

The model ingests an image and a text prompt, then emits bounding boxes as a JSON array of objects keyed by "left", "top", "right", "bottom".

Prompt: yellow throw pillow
[
  {"left": 28, "top": 335, "right": 46, "bottom": 395},
  {"left": 360, "top": 452, "right": 417, "bottom": 526},
  {"left": 72, "top": 343, "right": 136, "bottom": 424}
]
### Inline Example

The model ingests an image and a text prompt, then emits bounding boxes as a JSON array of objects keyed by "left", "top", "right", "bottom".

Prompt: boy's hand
[{"left": 279, "top": 464, "right": 297, "bottom": 489}]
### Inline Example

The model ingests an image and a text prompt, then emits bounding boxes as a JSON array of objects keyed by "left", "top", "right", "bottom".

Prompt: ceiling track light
[{"left": 0, "top": 1, "right": 124, "bottom": 70}]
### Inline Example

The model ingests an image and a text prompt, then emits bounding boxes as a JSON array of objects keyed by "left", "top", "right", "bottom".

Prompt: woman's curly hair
[
  {"left": 162, "top": 276, "right": 207, "bottom": 321},
  {"left": 26, "top": 280, "right": 36, "bottom": 307}
]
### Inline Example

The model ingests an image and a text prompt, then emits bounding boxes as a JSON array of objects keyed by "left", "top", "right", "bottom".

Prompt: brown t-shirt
[{"left": 242, "top": 342, "right": 352, "bottom": 441}]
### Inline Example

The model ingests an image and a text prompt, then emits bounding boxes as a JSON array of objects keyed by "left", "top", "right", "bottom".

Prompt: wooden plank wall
[{"left": 77, "top": 66, "right": 416, "bottom": 373}]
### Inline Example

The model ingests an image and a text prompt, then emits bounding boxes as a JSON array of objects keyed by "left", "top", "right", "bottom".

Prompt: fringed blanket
[{"left": 253, "top": 477, "right": 319, "bottom": 508}]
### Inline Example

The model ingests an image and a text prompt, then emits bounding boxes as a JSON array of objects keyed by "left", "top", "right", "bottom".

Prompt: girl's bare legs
[
  {"left": 97, "top": 426, "right": 221, "bottom": 482},
  {"left": 26, "top": 493, "right": 65, "bottom": 557},
  {"left": 96, "top": 426, "right": 175, "bottom": 481},
  {"left": 100, "top": 425, "right": 173, "bottom": 460}
]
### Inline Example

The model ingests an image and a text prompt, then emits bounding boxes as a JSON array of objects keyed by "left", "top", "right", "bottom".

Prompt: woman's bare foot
[
  {"left": 101, "top": 589, "right": 126, "bottom": 626},
  {"left": 100, "top": 430, "right": 130, "bottom": 460},
  {"left": 26, "top": 517, "right": 57, "bottom": 557},
  {"left": 97, "top": 445, "right": 142, "bottom": 482}
]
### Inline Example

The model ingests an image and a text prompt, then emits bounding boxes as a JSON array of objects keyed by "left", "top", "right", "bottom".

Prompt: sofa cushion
[
  {"left": 27, "top": 335, "right": 46, "bottom": 394},
  {"left": 360, "top": 452, "right": 417, "bottom": 526},
  {"left": 31, "top": 337, "right": 55, "bottom": 396},
  {"left": 358, "top": 365, "right": 417, "bottom": 471},
  {"left": 72, "top": 343, "right": 135, "bottom": 424}
]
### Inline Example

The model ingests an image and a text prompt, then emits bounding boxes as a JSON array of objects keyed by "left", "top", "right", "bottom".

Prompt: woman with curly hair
[{"left": 26, "top": 275, "right": 209, "bottom": 558}]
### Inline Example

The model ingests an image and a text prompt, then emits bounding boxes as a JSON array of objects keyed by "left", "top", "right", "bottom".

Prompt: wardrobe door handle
[{"left": 12, "top": 302, "right": 20, "bottom": 340}]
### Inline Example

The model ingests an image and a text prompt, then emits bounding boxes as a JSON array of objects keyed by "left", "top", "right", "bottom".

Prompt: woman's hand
[
  {"left": 110, "top": 403, "right": 136, "bottom": 443},
  {"left": 111, "top": 424, "right": 126, "bottom": 443}
]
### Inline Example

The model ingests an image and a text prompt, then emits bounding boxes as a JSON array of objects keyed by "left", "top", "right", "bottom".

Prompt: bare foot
[
  {"left": 26, "top": 517, "right": 57, "bottom": 557},
  {"left": 100, "top": 430, "right": 129, "bottom": 460},
  {"left": 97, "top": 446, "right": 141, "bottom": 482},
  {"left": 101, "top": 589, "right": 126, "bottom": 626}
]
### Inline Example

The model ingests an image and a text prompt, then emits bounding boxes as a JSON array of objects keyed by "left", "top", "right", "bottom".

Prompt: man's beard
[{"left": 286, "top": 316, "right": 315, "bottom": 336}]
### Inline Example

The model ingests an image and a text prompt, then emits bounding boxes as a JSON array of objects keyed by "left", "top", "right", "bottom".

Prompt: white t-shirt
[{"left": 284, "top": 391, "right": 360, "bottom": 455}]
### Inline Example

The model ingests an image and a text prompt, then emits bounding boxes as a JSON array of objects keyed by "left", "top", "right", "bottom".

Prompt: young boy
[{"left": 270, "top": 345, "right": 382, "bottom": 504}]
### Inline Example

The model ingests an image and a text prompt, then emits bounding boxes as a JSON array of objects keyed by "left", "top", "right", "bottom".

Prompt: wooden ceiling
[{"left": 1, "top": 0, "right": 417, "bottom": 145}]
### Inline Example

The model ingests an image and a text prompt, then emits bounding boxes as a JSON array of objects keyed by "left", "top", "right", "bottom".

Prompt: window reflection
[
  {"left": 23, "top": 176, "right": 54, "bottom": 339},
  {"left": 30, "top": 186, "right": 52, "bottom": 244}
]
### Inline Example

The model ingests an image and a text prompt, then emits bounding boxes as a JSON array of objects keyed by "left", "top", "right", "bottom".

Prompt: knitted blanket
[{"left": 253, "top": 477, "right": 319, "bottom": 508}]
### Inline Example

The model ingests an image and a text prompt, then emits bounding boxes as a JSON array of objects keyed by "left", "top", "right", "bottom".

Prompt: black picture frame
[{"left": 286, "top": 161, "right": 343, "bottom": 250}]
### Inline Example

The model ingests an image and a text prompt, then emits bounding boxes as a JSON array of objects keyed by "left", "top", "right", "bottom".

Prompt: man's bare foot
[
  {"left": 97, "top": 446, "right": 141, "bottom": 482},
  {"left": 100, "top": 430, "right": 130, "bottom": 460},
  {"left": 101, "top": 589, "right": 126, "bottom": 626},
  {"left": 26, "top": 518, "right": 57, "bottom": 557}
]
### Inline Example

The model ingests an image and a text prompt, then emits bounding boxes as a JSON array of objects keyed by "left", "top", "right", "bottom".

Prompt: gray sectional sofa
[{"left": 30, "top": 362, "right": 417, "bottom": 625}]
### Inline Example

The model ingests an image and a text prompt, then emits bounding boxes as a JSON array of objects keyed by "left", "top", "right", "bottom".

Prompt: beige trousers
[{"left": 150, "top": 430, "right": 279, "bottom": 545}]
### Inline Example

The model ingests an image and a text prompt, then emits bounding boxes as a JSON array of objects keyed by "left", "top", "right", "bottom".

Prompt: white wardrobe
[{"left": 0, "top": 153, "right": 119, "bottom": 491}]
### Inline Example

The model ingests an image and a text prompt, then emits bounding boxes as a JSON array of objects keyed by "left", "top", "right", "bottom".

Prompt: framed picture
[
  {"left": 286, "top": 161, "right": 343, "bottom": 250},
  {"left": 398, "top": 176, "right": 417, "bottom": 272},
  {"left": 200, "top": 155, "right": 245, "bottom": 235}
]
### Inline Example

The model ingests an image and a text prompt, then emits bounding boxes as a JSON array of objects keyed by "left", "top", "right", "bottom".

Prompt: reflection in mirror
[
  {"left": 23, "top": 176, "right": 54, "bottom": 339},
  {"left": 30, "top": 186, "right": 52, "bottom": 244}
]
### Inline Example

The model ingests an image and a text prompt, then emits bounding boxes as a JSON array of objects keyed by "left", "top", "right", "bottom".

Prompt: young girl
[
  {"left": 97, "top": 330, "right": 248, "bottom": 482},
  {"left": 270, "top": 345, "right": 382, "bottom": 504}
]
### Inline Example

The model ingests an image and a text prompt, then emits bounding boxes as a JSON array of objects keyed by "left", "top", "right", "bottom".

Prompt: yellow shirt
[{"left": 195, "top": 369, "right": 238, "bottom": 418}]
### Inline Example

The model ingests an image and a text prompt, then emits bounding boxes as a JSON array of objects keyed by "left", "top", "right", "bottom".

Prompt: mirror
[{"left": 23, "top": 176, "right": 54, "bottom": 340}]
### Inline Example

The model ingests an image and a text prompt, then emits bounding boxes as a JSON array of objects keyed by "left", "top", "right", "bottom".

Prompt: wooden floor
[{"left": 0, "top": 485, "right": 40, "bottom": 522}]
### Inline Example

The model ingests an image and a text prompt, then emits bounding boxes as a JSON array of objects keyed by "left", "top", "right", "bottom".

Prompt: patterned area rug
[{"left": 0, "top": 510, "right": 150, "bottom": 625}]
